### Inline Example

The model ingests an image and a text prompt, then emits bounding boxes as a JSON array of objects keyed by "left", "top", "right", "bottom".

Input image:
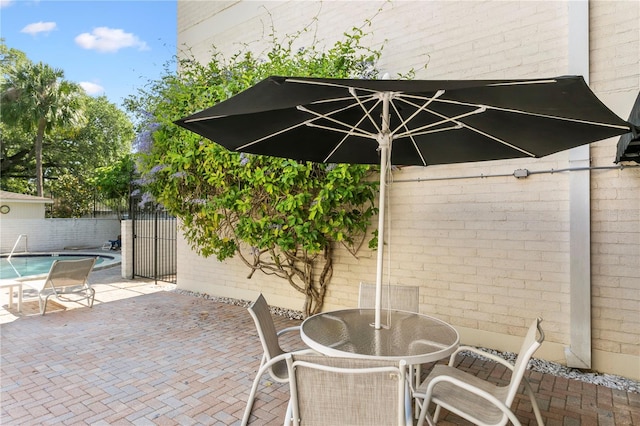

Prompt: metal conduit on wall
[{"left": 392, "top": 164, "right": 640, "bottom": 184}]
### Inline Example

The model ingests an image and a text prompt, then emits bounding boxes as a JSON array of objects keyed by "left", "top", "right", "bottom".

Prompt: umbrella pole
[{"left": 374, "top": 93, "right": 392, "bottom": 330}]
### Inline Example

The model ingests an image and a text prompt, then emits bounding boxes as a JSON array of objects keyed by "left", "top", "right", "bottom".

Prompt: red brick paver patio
[{"left": 1, "top": 267, "right": 639, "bottom": 425}]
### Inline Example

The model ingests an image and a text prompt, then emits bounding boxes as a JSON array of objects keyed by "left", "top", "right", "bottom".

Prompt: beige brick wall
[
  {"left": 176, "top": 0, "right": 639, "bottom": 379},
  {"left": 589, "top": 0, "right": 640, "bottom": 374}
]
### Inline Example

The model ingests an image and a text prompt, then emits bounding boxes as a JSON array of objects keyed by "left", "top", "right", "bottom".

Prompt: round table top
[{"left": 301, "top": 308, "right": 459, "bottom": 364}]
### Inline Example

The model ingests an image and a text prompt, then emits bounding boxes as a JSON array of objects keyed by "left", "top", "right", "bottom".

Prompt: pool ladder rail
[
  {"left": 6, "top": 234, "right": 28, "bottom": 277},
  {"left": 8, "top": 234, "right": 29, "bottom": 261}
]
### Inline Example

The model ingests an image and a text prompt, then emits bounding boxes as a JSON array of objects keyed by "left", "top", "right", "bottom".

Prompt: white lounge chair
[
  {"left": 23, "top": 257, "right": 97, "bottom": 315},
  {"left": 413, "top": 318, "right": 545, "bottom": 426}
]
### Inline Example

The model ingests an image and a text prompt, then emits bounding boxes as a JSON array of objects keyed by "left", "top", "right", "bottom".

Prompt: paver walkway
[{"left": 1, "top": 267, "right": 638, "bottom": 425}]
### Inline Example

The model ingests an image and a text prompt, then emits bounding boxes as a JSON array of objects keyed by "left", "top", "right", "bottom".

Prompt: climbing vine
[{"left": 126, "top": 19, "right": 387, "bottom": 316}]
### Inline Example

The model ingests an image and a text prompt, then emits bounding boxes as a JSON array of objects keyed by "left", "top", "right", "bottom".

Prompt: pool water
[{"left": 0, "top": 254, "right": 106, "bottom": 280}]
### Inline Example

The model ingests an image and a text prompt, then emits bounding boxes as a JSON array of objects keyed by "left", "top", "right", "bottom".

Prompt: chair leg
[
  {"left": 40, "top": 295, "right": 50, "bottom": 315},
  {"left": 283, "top": 399, "right": 292, "bottom": 426},
  {"left": 414, "top": 364, "right": 422, "bottom": 418},
  {"left": 87, "top": 288, "right": 96, "bottom": 308},
  {"left": 241, "top": 355, "right": 270, "bottom": 426},
  {"left": 241, "top": 372, "right": 262, "bottom": 426},
  {"left": 522, "top": 377, "right": 545, "bottom": 425},
  {"left": 417, "top": 400, "right": 435, "bottom": 426},
  {"left": 433, "top": 404, "right": 442, "bottom": 423}
]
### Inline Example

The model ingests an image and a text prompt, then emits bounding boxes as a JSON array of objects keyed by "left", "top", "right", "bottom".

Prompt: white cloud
[
  {"left": 21, "top": 21, "right": 57, "bottom": 35},
  {"left": 80, "top": 82, "right": 105, "bottom": 96},
  {"left": 0, "top": 0, "right": 13, "bottom": 9},
  {"left": 75, "top": 27, "right": 149, "bottom": 53}
]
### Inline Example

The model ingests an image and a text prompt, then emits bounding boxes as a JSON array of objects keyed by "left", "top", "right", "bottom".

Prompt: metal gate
[{"left": 131, "top": 201, "right": 177, "bottom": 284}]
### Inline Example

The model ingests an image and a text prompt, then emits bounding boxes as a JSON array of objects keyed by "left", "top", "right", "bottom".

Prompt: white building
[
  {"left": 0, "top": 190, "right": 52, "bottom": 219},
  {"left": 176, "top": 1, "right": 639, "bottom": 380},
  {"left": 0, "top": 190, "right": 119, "bottom": 253}
]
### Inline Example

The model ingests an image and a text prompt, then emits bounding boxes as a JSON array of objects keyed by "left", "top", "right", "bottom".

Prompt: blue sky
[{"left": 1, "top": 0, "right": 176, "bottom": 108}]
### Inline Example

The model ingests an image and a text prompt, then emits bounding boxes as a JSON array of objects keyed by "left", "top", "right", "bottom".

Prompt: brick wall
[
  {"left": 176, "top": 0, "right": 639, "bottom": 379},
  {"left": 588, "top": 0, "right": 640, "bottom": 376}
]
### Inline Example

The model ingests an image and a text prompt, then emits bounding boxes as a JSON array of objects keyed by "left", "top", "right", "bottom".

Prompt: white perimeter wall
[
  {"left": 1, "top": 219, "right": 121, "bottom": 253},
  {"left": 176, "top": 0, "right": 639, "bottom": 379}
]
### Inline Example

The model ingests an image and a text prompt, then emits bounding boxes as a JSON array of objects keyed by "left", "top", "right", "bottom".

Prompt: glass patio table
[
  {"left": 300, "top": 308, "right": 459, "bottom": 365},
  {"left": 301, "top": 308, "right": 459, "bottom": 420}
]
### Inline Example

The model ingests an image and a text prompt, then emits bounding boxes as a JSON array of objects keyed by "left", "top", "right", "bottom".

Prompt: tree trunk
[
  {"left": 236, "top": 242, "right": 335, "bottom": 317},
  {"left": 35, "top": 117, "right": 46, "bottom": 196},
  {"left": 303, "top": 244, "right": 333, "bottom": 316}
]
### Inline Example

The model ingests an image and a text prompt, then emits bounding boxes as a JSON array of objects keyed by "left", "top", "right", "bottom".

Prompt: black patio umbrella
[
  {"left": 615, "top": 92, "right": 640, "bottom": 164},
  {"left": 176, "top": 75, "right": 634, "bottom": 329}
]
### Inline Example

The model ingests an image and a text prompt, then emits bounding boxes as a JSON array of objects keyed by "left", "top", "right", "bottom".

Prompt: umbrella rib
[
  {"left": 463, "top": 124, "right": 537, "bottom": 156},
  {"left": 389, "top": 99, "right": 429, "bottom": 166},
  {"left": 236, "top": 120, "right": 315, "bottom": 151},
  {"left": 183, "top": 114, "right": 226, "bottom": 122},
  {"left": 308, "top": 95, "right": 371, "bottom": 105},
  {"left": 397, "top": 124, "right": 464, "bottom": 139},
  {"left": 305, "top": 122, "right": 373, "bottom": 139},
  {"left": 486, "top": 79, "right": 559, "bottom": 86},
  {"left": 432, "top": 98, "right": 631, "bottom": 130},
  {"left": 285, "top": 77, "right": 384, "bottom": 95},
  {"left": 298, "top": 99, "right": 380, "bottom": 163},
  {"left": 389, "top": 90, "right": 445, "bottom": 137},
  {"left": 322, "top": 128, "right": 366, "bottom": 163},
  {"left": 348, "top": 87, "right": 385, "bottom": 135},
  {"left": 397, "top": 96, "right": 537, "bottom": 156},
  {"left": 297, "top": 105, "right": 377, "bottom": 140},
  {"left": 236, "top": 115, "right": 375, "bottom": 157},
  {"left": 393, "top": 104, "right": 486, "bottom": 138},
  {"left": 418, "top": 103, "right": 538, "bottom": 156}
]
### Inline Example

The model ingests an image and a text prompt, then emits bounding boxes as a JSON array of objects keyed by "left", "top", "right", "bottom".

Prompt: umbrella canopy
[
  {"left": 176, "top": 75, "right": 633, "bottom": 329},
  {"left": 177, "top": 75, "right": 631, "bottom": 165},
  {"left": 615, "top": 92, "right": 640, "bottom": 164}
]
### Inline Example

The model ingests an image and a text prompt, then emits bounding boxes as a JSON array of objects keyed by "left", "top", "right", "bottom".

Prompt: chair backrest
[
  {"left": 358, "top": 282, "right": 419, "bottom": 312},
  {"left": 247, "top": 294, "right": 286, "bottom": 374},
  {"left": 46, "top": 257, "right": 96, "bottom": 292},
  {"left": 287, "top": 354, "right": 407, "bottom": 426},
  {"left": 505, "top": 318, "right": 545, "bottom": 405}
]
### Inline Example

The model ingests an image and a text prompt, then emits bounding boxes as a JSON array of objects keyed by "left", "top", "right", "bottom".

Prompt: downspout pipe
[{"left": 566, "top": 0, "right": 592, "bottom": 369}]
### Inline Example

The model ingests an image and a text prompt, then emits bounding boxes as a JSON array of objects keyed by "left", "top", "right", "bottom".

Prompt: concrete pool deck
[
  {"left": 0, "top": 260, "right": 158, "bottom": 325},
  {"left": 1, "top": 265, "right": 639, "bottom": 425}
]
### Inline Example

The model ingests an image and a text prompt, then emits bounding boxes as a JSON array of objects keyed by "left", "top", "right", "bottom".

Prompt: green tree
[
  {"left": 0, "top": 122, "right": 32, "bottom": 182},
  {"left": 1, "top": 54, "right": 85, "bottom": 196},
  {"left": 90, "top": 154, "right": 136, "bottom": 219},
  {"left": 1, "top": 43, "right": 135, "bottom": 213},
  {"left": 1, "top": 42, "right": 33, "bottom": 185},
  {"left": 128, "top": 26, "right": 382, "bottom": 315},
  {"left": 75, "top": 96, "right": 133, "bottom": 166},
  {"left": 49, "top": 173, "right": 94, "bottom": 218}
]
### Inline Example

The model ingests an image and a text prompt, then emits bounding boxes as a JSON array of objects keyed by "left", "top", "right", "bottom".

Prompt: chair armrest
[
  {"left": 449, "top": 346, "right": 514, "bottom": 371},
  {"left": 425, "top": 375, "right": 522, "bottom": 426},
  {"left": 276, "top": 325, "right": 301, "bottom": 337}
]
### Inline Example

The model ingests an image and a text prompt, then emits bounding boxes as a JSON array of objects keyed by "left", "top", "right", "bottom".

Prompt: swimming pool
[{"left": 0, "top": 253, "right": 116, "bottom": 280}]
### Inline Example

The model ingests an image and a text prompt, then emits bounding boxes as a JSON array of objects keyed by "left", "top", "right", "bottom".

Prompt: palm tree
[{"left": 2, "top": 61, "right": 85, "bottom": 196}]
